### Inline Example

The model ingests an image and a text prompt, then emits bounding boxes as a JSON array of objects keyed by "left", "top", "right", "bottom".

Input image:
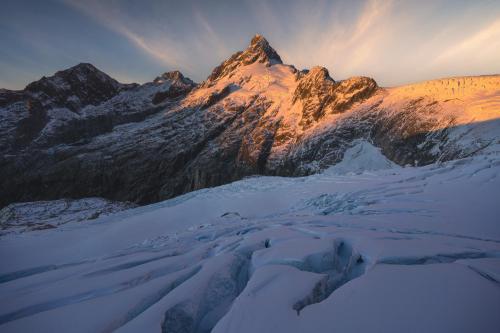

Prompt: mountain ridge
[{"left": 0, "top": 35, "right": 499, "bottom": 208}]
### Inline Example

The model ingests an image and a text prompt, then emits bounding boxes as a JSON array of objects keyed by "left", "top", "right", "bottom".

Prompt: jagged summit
[
  {"left": 24, "top": 62, "right": 123, "bottom": 111},
  {"left": 204, "top": 34, "right": 282, "bottom": 86},
  {"left": 304, "top": 66, "right": 335, "bottom": 82},
  {"left": 26, "top": 63, "right": 117, "bottom": 90},
  {"left": 153, "top": 70, "right": 195, "bottom": 86},
  {"left": 292, "top": 66, "right": 378, "bottom": 128},
  {"left": 154, "top": 70, "right": 185, "bottom": 83},
  {"left": 247, "top": 34, "right": 282, "bottom": 64},
  {"left": 150, "top": 70, "right": 196, "bottom": 104},
  {"left": 41, "top": 62, "right": 101, "bottom": 79},
  {"left": 63, "top": 62, "right": 101, "bottom": 74}
]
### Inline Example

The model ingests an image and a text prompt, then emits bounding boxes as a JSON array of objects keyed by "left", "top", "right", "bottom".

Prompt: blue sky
[{"left": 1, "top": 0, "right": 499, "bottom": 89}]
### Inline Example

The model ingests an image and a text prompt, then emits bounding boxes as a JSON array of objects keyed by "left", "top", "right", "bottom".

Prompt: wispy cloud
[
  {"left": 327, "top": 0, "right": 395, "bottom": 72},
  {"left": 4, "top": 0, "right": 499, "bottom": 88},
  {"left": 62, "top": 0, "right": 399, "bottom": 82},
  {"left": 254, "top": 0, "right": 499, "bottom": 85},
  {"left": 249, "top": 0, "right": 397, "bottom": 79},
  {"left": 62, "top": 0, "right": 191, "bottom": 69},
  {"left": 434, "top": 19, "right": 500, "bottom": 66},
  {"left": 61, "top": 0, "right": 235, "bottom": 79}
]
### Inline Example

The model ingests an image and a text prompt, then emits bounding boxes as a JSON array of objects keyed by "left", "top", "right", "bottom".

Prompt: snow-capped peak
[
  {"left": 24, "top": 62, "right": 123, "bottom": 111},
  {"left": 153, "top": 70, "right": 194, "bottom": 85},
  {"left": 247, "top": 34, "right": 282, "bottom": 64},
  {"left": 303, "top": 66, "right": 335, "bottom": 82},
  {"left": 65, "top": 62, "right": 101, "bottom": 75},
  {"left": 26, "top": 63, "right": 119, "bottom": 91},
  {"left": 203, "top": 34, "right": 283, "bottom": 86},
  {"left": 149, "top": 70, "right": 196, "bottom": 103}
]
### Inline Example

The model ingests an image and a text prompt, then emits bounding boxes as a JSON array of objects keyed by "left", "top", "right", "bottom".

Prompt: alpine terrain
[{"left": 0, "top": 35, "right": 499, "bottom": 332}]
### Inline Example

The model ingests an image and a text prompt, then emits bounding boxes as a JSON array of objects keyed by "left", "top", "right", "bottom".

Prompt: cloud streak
[
  {"left": 61, "top": 0, "right": 235, "bottom": 79},
  {"left": 61, "top": 0, "right": 192, "bottom": 70},
  {"left": 255, "top": 0, "right": 500, "bottom": 85},
  {"left": 434, "top": 18, "right": 500, "bottom": 66}
]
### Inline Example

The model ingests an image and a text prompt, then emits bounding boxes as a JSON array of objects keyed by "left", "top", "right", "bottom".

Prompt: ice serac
[{"left": 0, "top": 35, "right": 499, "bottom": 208}]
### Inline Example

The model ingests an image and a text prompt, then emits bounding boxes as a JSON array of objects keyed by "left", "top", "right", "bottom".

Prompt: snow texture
[
  {"left": 1, "top": 144, "right": 500, "bottom": 332},
  {"left": 324, "top": 140, "right": 400, "bottom": 175}
]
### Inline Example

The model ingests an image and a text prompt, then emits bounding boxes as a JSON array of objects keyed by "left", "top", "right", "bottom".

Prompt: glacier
[{"left": 0, "top": 143, "right": 500, "bottom": 332}]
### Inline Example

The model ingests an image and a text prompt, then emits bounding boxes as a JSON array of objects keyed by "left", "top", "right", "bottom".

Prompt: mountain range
[
  {"left": 1, "top": 34, "right": 499, "bottom": 208},
  {"left": 1, "top": 34, "right": 500, "bottom": 333}
]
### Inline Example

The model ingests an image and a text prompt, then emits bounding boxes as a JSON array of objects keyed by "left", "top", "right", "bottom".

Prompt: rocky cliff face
[
  {"left": 292, "top": 67, "right": 378, "bottom": 128},
  {"left": 1, "top": 35, "right": 499, "bottom": 208}
]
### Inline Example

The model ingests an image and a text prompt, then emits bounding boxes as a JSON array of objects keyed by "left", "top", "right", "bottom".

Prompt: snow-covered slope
[
  {"left": 0, "top": 65, "right": 195, "bottom": 154},
  {"left": 324, "top": 140, "right": 399, "bottom": 175},
  {"left": 0, "top": 149, "right": 499, "bottom": 332}
]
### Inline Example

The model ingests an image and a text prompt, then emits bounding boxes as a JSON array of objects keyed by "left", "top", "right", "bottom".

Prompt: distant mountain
[{"left": 0, "top": 35, "right": 499, "bottom": 207}]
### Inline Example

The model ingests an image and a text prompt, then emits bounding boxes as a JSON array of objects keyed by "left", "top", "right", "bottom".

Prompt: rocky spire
[
  {"left": 293, "top": 66, "right": 378, "bottom": 128},
  {"left": 153, "top": 70, "right": 195, "bottom": 85},
  {"left": 245, "top": 34, "right": 282, "bottom": 64},
  {"left": 151, "top": 71, "right": 197, "bottom": 104},
  {"left": 204, "top": 34, "right": 282, "bottom": 86}
]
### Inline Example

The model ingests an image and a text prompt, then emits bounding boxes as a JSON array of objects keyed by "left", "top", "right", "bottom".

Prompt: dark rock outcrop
[
  {"left": 25, "top": 63, "right": 125, "bottom": 112},
  {"left": 293, "top": 67, "right": 378, "bottom": 128}
]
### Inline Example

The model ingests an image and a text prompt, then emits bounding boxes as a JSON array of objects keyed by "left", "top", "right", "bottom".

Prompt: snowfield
[{"left": 1, "top": 142, "right": 500, "bottom": 332}]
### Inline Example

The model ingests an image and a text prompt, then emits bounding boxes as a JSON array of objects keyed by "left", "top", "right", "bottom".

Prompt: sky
[{"left": 1, "top": 0, "right": 499, "bottom": 90}]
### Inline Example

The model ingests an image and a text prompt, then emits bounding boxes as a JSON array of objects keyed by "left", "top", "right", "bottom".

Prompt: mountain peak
[
  {"left": 153, "top": 70, "right": 195, "bottom": 85},
  {"left": 70, "top": 62, "right": 99, "bottom": 72},
  {"left": 251, "top": 33, "right": 265, "bottom": 43},
  {"left": 26, "top": 63, "right": 118, "bottom": 90},
  {"left": 204, "top": 34, "right": 282, "bottom": 85},
  {"left": 305, "top": 66, "right": 335, "bottom": 82},
  {"left": 25, "top": 63, "right": 123, "bottom": 110},
  {"left": 245, "top": 34, "right": 282, "bottom": 64},
  {"left": 52, "top": 63, "right": 108, "bottom": 82},
  {"left": 249, "top": 34, "right": 270, "bottom": 51}
]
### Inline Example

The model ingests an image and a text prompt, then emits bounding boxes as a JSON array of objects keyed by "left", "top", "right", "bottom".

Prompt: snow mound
[{"left": 325, "top": 140, "right": 400, "bottom": 175}]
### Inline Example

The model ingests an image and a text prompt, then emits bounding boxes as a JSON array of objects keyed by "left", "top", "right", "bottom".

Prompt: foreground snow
[{"left": 1, "top": 144, "right": 500, "bottom": 332}]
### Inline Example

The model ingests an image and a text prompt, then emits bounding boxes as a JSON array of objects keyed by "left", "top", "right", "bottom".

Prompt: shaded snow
[
  {"left": 324, "top": 140, "right": 399, "bottom": 175},
  {"left": 0, "top": 150, "right": 500, "bottom": 332}
]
